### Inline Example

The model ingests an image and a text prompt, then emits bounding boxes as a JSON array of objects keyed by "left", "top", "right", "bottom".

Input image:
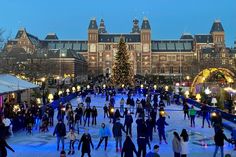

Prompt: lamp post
[
  {"left": 211, "top": 97, "right": 217, "bottom": 107},
  {"left": 41, "top": 77, "right": 46, "bottom": 105}
]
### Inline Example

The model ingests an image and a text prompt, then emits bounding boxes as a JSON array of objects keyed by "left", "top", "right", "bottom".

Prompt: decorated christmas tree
[{"left": 112, "top": 38, "right": 134, "bottom": 86}]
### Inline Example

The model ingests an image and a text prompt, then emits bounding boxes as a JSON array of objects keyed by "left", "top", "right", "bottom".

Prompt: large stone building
[{"left": 4, "top": 18, "right": 236, "bottom": 80}]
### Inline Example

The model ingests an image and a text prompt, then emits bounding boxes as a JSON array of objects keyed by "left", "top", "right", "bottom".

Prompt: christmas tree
[{"left": 112, "top": 38, "right": 134, "bottom": 86}]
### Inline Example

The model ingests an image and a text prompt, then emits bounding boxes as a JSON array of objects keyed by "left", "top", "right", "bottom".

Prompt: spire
[
  {"left": 131, "top": 18, "right": 140, "bottom": 33},
  {"left": 98, "top": 19, "right": 107, "bottom": 34},
  {"left": 88, "top": 18, "right": 98, "bottom": 30},
  {"left": 210, "top": 20, "right": 224, "bottom": 34},
  {"left": 141, "top": 17, "right": 151, "bottom": 30}
]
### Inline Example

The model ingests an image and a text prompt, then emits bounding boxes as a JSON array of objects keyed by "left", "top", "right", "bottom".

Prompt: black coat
[
  {"left": 0, "top": 139, "right": 14, "bottom": 157},
  {"left": 78, "top": 133, "right": 94, "bottom": 153},
  {"left": 124, "top": 115, "right": 133, "bottom": 126},
  {"left": 214, "top": 130, "right": 230, "bottom": 146},
  {"left": 53, "top": 122, "right": 66, "bottom": 137},
  {"left": 112, "top": 121, "right": 126, "bottom": 137},
  {"left": 121, "top": 137, "right": 137, "bottom": 157}
]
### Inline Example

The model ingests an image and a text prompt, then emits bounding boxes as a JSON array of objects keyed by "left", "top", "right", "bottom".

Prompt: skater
[
  {"left": 183, "top": 102, "right": 189, "bottom": 120},
  {"left": 78, "top": 129, "right": 94, "bottom": 157},
  {"left": 84, "top": 106, "right": 91, "bottom": 127},
  {"left": 146, "top": 116, "right": 154, "bottom": 141},
  {"left": 172, "top": 132, "right": 181, "bottom": 157},
  {"left": 146, "top": 145, "right": 160, "bottom": 157},
  {"left": 96, "top": 123, "right": 111, "bottom": 151},
  {"left": 156, "top": 116, "right": 168, "bottom": 144},
  {"left": 53, "top": 120, "right": 66, "bottom": 151},
  {"left": 91, "top": 106, "right": 97, "bottom": 126},
  {"left": 124, "top": 111, "right": 133, "bottom": 136},
  {"left": 213, "top": 129, "right": 231, "bottom": 157},
  {"left": 180, "top": 129, "right": 189, "bottom": 157},
  {"left": 201, "top": 104, "right": 211, "bottom": 128},
  {"left": 121, "top": 135, "right": 138, "bottom": 157},
  {"left": 67, "top": 128, "right": 77, "bottom": 155},
  {"left": 137, "top": 119, "right": 151, "bottom": 157},
  {"left": 103, "top": 104, "right": 109, "bottom": 118},
  {"left": 0, "top": 138, "right": 15, "bottom": 157},
  {"left": 189, "top": 106, "right": 196, "bottom": 127},
  {"left": 112, "top": 118, "right": 126, "bottom": 152},
  {"left": 120, "top": 98, "right": 125, "bottom": 113}
]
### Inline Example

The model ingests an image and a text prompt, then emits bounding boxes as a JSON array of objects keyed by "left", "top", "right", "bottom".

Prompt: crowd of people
[{"left": 1, "top": 86, "right": 236, "bottom": 157}]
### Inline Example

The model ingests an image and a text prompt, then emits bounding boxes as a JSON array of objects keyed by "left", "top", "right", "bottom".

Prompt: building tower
[
  {"left": 88, "top": 18, "right": 99, "bottom": 76},
  {"left": 210, "top": 20, "right": 225, "bottom": 48},
  {"left": 98, "top": 19, "right": 107, "bottom": 34},
  {"left": 131, "top": 18, "right": 140, "bottom": 33},
  {"left": 140, "top": 17, "right": 151, "bottom": 75}
]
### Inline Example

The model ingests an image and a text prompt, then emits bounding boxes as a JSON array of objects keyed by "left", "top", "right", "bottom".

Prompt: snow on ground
[{"left": 7, "top": 94, "right": 236, "bottom": 157}]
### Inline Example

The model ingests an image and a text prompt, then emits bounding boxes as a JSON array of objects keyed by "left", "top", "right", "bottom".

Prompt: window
[
  {"left": 105, "top": 45, "right": 111, "bottom": 51},
  {"left": 167, "top": 55, "right": 176, "bottom": 61},
  {"left": 160, "top": 67, "right": 165, "bottom": 73},
  {"left": 169, "top": 66, "right": 174, "bottom": 73}
]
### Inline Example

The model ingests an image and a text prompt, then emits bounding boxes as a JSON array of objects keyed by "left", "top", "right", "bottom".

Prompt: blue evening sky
[{"left": 0, "top": 0, "right": 235, "bottom": 47}]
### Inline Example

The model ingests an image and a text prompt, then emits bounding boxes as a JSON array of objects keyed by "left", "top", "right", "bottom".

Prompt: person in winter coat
[
  {"left": 172, "top": 132, "right": 181, "bottom": 157},
  {"left": 103, "top": 104, "right": 109, "bottom": 118},
  {"left": 85, "top": 95, "right": 91, "bottom": 107},
  {"left": 213, "top": 129, "right": 231, "bottom": 157},
  {"left": 156, "top": 117, "right": 168, "bottom": 144},
  {"left": 146, "top": 145, "right": 160, "bottom": 157},
  {"left": 121, "top": 135, "right": 138, "bottom": 157},
  {"left": 91, "top": 106, "right": 97, "bottom": 126},
  {"left": 114, "top": 109, "right": 123, "bottom": 123},
  {"left": 0, "top": 138, "right": 15, "bottom": 157},
  {"left": 189, "top": 106, "right": 196, "bottom": 127},
  {"left": 120, "top": 98, "right": 125, "bottom": 114},
  {"left": 66, "top": 128, "right": 78, "bottom": 155},
  {"left": 84, "top": 107, "right": 91, "bottom": 127},
  {"left": 137, "top": 119, "right": 151, "bottom": 157},
  {"left": 124, "top": 112, "right": 133, "bottom": 136},
  {"left": 201, "top": 104, "right": 210, "bottom": 128},
  {"left": 96, "top": 123, "right": 112, "bottom": 150},
  {"left": 183, "top": 103, "right": 189, "bottom": 120},
  {"left": 53, "top": 120, "right": 66, "bottom": 151},
  {"left": 112, "top": 118, "right": 126, "bottom": 152},
  {"left": 78, "top": 129, "right": 94, "bottom": 157},
  {"left": 146, "top": 117, "right": 154, "bottom": 141},
  {"left": 180, "top": 129, "right": 189, "bottom": 157}
]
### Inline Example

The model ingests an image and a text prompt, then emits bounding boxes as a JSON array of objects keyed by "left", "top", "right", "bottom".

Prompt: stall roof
[{"left": 0, "top": 74, "right": 39, "bottom": 95}]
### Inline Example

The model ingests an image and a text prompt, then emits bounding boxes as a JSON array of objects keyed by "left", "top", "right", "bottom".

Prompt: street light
[
  {"left": 196, "top": 93, "right": 201, "bottom": 102},
  {"left": 48, "top": 94, "right": 54, "bottom": 103},
  {"left": 77, "top": 85, "right": 81, "bottom": 91},
  {"left": 185, "top": 90, "right": 190, "bottom": 98},
  {"left": 153, "top": 85, "right": 157, "bottom": 90},
  {"left": 141, "top": 84, "right": 144, "bottom": 89},
  {"left": 103, "top": 84, "right": 106, "bottom": 89},
  {"left": 165, "top": 86, "right": 169, "bottom": 91},
  {"left": 41, "top": 77, "right": 46, "bottom": 105},
  {"left": 87, "top": 85, "right": 90, "bottom": 89},
  {"left": 211, "top": 97, "right": 217, "bottom": 107},
  {"left": 72, "top": 87, "right": 76, "bottom": 93}
]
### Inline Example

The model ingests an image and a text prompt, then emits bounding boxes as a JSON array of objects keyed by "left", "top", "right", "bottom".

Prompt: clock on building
[
  {"left": 143, "top": 44, "right": 149, "bottom": 52},
  {"left": 90, "top": 44, "right": 96, "bottom": 52}
]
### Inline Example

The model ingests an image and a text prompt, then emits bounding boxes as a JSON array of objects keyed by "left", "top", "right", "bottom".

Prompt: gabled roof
[
  {"left": 194, "top": 34, "right": 213, "bottom": 43},
  {"left": 45, "top": 33, "right": 59, "bottom": 40},
  {"left": 98, "top": 34, "right": 140, "bottom": 43},
  {"left": 88, "top": 18, "right": 98, "bottom": 29},
  {"left": 15, "top": 28, "right": 41, "bottom": 47},
  {"left": 210, "top": 20, "right": 224, "bottom": 33},
  {"left": 180, "top": 33, "right": 193, "bottom": 40},
  {"left": 141, "top": 18, "right": 151, "bottom": 30},
  {"left": 151, "top": 40, "right": 193, "bottom": 52}
]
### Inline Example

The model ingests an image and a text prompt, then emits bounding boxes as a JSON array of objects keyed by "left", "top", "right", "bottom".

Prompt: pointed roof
[
  {"left": 45, "top": 33, "right": 58, "bottom": 40},
  {"left": 98, "top": 19, "right": 107, "bottom": 34},
  {"left": 210, "top": 20, "right": 224, "bottom": 33},
  {"left": 180, "top": 33, "right": 193, "bottom": 40},
  {"left": 88, "top": 18, "right": 98, "bottom": 30},
  {"left": 131, "top": 18, "right": 140, "bottom": 33},
  {"left": 141, "top": 17, "right": 151, "bottom": 30}
]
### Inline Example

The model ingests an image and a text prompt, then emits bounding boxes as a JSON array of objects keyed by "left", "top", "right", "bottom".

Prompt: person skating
[
  {"left": 66, "top": 128, "right": 78, "bottom": 155},
  {"left": 120, "top": 97, "right": 125, "bottom": 114},
  {"left": 156, "top": 116, "right": 168, "bottom": 144},
  {"left": 124, "top": 111, "right": 133, "bottom": 137},
  {"left": 189, "top": 106, "right": 196, "bottom": 127},
  {"left": 96, "top": 123, "right": 111, "bottom": 151},
  {"left": 137, "top": 119, "right": 151, "bottom": 157},
  {"left": 91, "top": 106, "right": 97, "bottom": 126},
  {"left": 103, "top": 104, "right": 109, "bottom": 118},
  {"left": 0, "top": 138, "right": 15, "bottom": 157},
  {"left": 112, "top": 118, "right": 126, "bottom": 152},
  {"left": 183, "top": 102, "right": 189, "bottom": 120},
  {"left": 172, "top": 132, "right": 181, "bottom": 157},
  {"left": 78, "top": 129, "right": 94, "bottom": 157},
  {"left": 213, "top": 129, "right": 231, "bottom": 157},
  {"left": 146, "top": 145, "right": 160, "bottom": 157},
  {"left": 180, "top": 129, "right": 189, "bottom": 157},
  {"left": 121, "top": 135, "right": 138, "bottom": 157},
  {"left": 146, "top": 116, "right": 154, "bottom": 141},
  {"left": 53, "top": 120, "right": 66, "bottom": 151},
  {"left": 84, "top": 106, "right": 91, "bottom": 127},
  {"left": 201, "top": 104, "right": 211, "bottom": 128}
]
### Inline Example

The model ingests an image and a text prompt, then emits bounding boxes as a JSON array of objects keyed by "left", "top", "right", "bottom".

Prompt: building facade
[{"left": 4, "top": 18, "right": 236, "bottom": 80}]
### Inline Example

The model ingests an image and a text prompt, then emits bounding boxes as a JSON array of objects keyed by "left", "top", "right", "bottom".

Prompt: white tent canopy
[{"left": 0, "top": 74, "right": 39, "bottom": 95}]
